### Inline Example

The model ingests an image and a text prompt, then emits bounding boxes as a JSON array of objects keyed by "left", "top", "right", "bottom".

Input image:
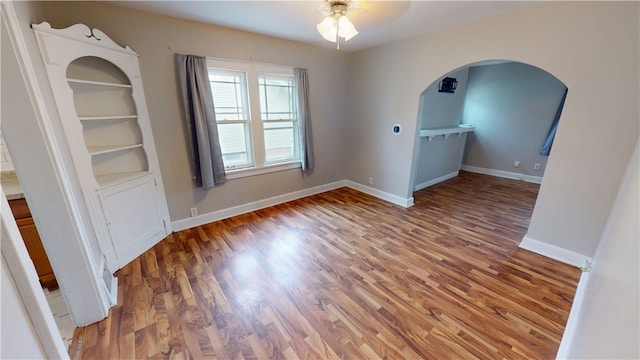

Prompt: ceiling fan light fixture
[
  {"left": 316, "top": 16, "right": 338, "bottom": 42},
  {"left": 317, "top": 0, "right": 358, "bottom": 48},
  {"left": 337, "top": 15, "right": 358, "bottom": 41}
]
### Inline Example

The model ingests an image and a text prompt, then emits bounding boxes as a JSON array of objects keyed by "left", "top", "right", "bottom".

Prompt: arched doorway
[{"left": 412, "top": 60, "right": 567, "bottom": 192}]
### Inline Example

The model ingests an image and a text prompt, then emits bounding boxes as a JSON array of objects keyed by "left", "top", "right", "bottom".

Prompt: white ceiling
[{"left": 107, "top": 1, "right": 537, "bottom": 52}]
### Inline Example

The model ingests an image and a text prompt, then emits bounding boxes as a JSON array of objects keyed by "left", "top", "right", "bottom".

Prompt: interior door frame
[
  {"left": 0, "top": 190, "right": 68, "bottom": 359},
  {"left": 1, "top": 0, "right": 111, "bottom": 329}
]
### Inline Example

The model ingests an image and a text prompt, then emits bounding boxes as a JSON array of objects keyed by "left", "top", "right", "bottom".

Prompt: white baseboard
[
  {"left": 414, "top": 171, "right": 459, "bottom": 191},
  {"left": 108, "top": 277, "right": 118, "bottom": 307},
  {"left": 346, "top": 180, "right": 414, "bottom": 207},
  {"left": 461, "top": 165, "right": 543, "bottom": 184},
  {"left": 555, "top": 270, "right": 590, "bottom": 359},
  {"left": 519, "top": 234, "right": 590, "bottom": 267},
  {"left": 172, "top": 179, "right": 415, "bottom": 231},
  {"left": 172, "top": 180, "right": 347, "bottom": 231}
]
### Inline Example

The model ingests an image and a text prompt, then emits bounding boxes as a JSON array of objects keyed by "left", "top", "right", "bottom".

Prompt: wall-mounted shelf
[
  {"left": 87, "top": 144, "right": 143, "bottom": 156},
  {"left": 78, "top": 115, "right": 138, "bottom": 121},
  {"left": 67, "top": 78, "right": 132, "bottom": 88},
  {"left": 420, "top": 124, "right": 475, "bottom": 141}
]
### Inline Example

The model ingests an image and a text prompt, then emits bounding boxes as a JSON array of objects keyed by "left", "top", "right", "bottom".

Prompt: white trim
[
  {"left": 226, "top": 161, "right": 301, "bottom": 180},
  {"left": 172, "top": 180, "right": 347, "bottom": 231},
  {"left": 0, "top": 189, "right": 69, "bottom": 359},
  {"left": 519, "top": 234, "right": 590, "bottom": 267},
  {"left": 31, "top": 22, "right": 138, "bottom": 56},
  {"left": 555, "top": 270, "right": 590, "bottom": 359},
  {"left": 97, "top": 256, "right": 118, "bottom": 306},
  {"left": 414, "top": 171, "right": 459, "bottom": 191},
  {"left": 461, "top": 165, "right": 543, "bottom": 184},
  {"left": 172, "top": 179, "right": 415, "bottom": 231},
  {"left": 346, "top": 181, "right": 415, "bottom": 208}
]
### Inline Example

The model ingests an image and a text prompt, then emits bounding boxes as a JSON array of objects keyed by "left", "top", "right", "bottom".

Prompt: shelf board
[
  {"left": 67, "top": 78, "right": 132, "bottom": 88},
  {"left": 420, "top": 125, "right": 475, "bottom": 139},
  {"left": 95, "top": 171, "right": 149, "bottom": 187},
  {"left": 78, "top": 115, "right": 138, "bottom": 121},
  {"left": 88, "top": 144, "right": 143, "bottom": 156}
]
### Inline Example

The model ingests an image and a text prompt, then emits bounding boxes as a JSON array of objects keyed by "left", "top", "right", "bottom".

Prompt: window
[
  {"left": 208, "top": 69, "right": 252, "bottom": 169},
  {"left": 259, "top": 75, "right": 298, "bottom": 163},
  {"left": 207, "top": 59, "right": 300, "bottom": 176}
]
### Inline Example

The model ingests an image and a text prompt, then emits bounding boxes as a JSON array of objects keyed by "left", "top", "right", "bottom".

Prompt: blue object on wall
[{"left": 540, "top": 87, "right": 568, "bottom": 156}]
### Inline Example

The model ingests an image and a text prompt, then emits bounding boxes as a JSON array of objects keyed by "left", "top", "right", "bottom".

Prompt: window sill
[{"left": 226, "top": 161, "right": 301, "bottom": 180}]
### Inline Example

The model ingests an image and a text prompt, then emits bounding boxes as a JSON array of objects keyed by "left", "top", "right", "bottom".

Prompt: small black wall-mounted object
[{"left": 439, "top": 77, "right": 458, "bottom": 93}]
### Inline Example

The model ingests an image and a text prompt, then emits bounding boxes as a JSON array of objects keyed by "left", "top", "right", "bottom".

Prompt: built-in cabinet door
[{"left": 98, "top": 174, "right": 168, "bottom": 268}]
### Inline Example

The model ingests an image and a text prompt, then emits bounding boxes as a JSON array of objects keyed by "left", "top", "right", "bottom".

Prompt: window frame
[
  {"left": 206, "top": 58, "right": 301, "bottom": 179},
  {"left": 258, "top": 73, "right": 300, "bottom": 164},
  {"left": 207, "top": 67, "right": 254, "bottom": 170}
]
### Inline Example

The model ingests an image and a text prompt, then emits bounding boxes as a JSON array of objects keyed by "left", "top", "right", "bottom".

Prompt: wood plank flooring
[{"left": 69, "top": 171, "right": 581, "bottom": 359}]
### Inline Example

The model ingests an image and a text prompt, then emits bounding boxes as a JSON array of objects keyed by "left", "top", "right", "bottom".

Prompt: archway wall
[{"left": 346, "top": 2, "right": 639, "bottom": 260}]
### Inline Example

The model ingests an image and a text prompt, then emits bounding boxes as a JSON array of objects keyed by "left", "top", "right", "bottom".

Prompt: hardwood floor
[{"left": 69, "top": 172, "right": 581, "bottom": 359}]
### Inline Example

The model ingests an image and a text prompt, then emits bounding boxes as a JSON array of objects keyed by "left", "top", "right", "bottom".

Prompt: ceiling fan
[{"left": 316, "top": 0, "right": 359, "bottom": 49}]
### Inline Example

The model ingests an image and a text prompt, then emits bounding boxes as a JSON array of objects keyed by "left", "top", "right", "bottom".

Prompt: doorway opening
[
  {"left": 1, "top": 134, "right": 75, "bottom": 349},
  {"left": 412, "top": 60, "right": 568, "bottom": 193}
]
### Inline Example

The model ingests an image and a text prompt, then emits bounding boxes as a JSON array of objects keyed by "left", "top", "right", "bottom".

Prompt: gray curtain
[
  {"left": 540, "top": 87, "right": 568, "bottom": 156},
  {"left": 176, "top": 54, "right": 226, "bottom": 189},
  {"left": 294, "top": 68, "right": 315, "bottom": 171}
]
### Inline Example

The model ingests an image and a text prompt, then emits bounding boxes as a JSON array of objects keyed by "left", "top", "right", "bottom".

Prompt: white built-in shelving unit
[
  {"left": 65, "top": 56, "right": 149, "bottom": 188},
  {"left": 32, "top": 23, "right": 172, "bottom": 285}
]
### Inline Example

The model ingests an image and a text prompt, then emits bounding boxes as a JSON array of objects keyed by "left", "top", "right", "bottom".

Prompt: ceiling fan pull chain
[{"left": 336, "top": 17, "right": 341, "bottom": 50}]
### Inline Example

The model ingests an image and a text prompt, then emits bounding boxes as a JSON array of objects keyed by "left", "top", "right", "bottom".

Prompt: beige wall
[
  {"left": 559, "top": 139, "right": 639, "bottom": 358},
  {"left": 39, "top": 1, "right": 349, "bottom": 221},
  {"left": 347, "top": 1, "right": 639, "bottom": 258}
]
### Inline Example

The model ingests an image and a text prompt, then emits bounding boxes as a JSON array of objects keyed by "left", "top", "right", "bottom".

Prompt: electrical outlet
[
  {"left": 190, "top": 207, "right": 198, "bottom": 217},
  {"left": 368, "top": 177, "right": 373, "bottom": 185},
  {"left": 534, "top": 163, "right": 541, "bottom": 170}
]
